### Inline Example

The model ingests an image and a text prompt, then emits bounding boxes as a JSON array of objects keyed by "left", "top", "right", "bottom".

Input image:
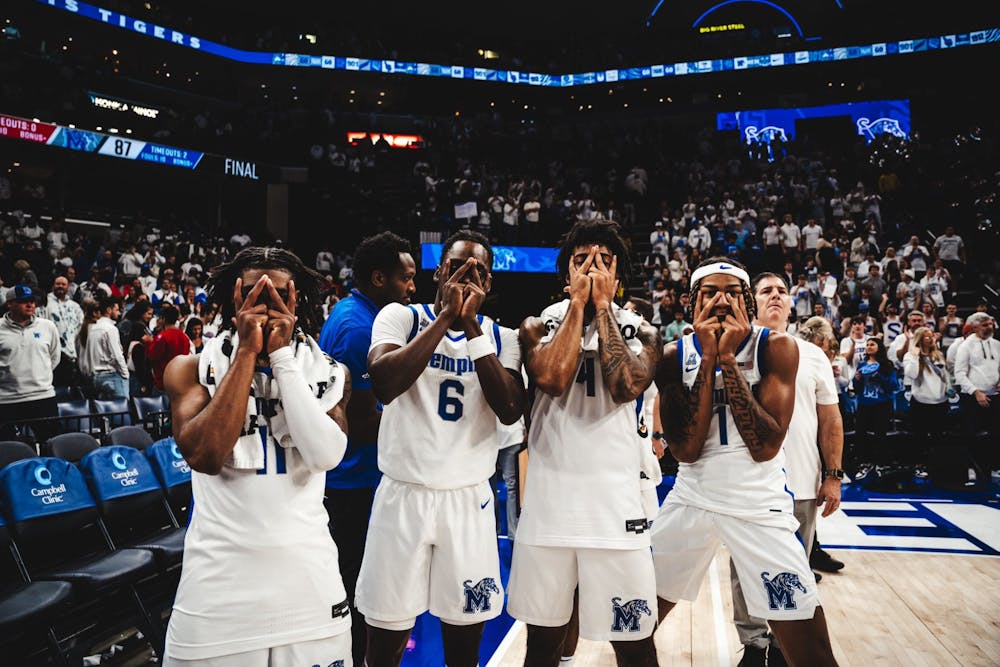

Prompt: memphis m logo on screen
[{"left": 45, "top": 0, "right": 202, "bottom": 50}]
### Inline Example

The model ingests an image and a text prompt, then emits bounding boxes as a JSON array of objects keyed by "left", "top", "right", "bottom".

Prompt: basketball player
[
  {"left": 163, "top": 247, "right": 354, "bottom": 666},
  {"left": 508, "top": 218, "right": 664, "bottom": 667},
  {"left": 356, "top": 230, "right": 526, "bottom": 667},
  {"left": 651, "top": 257, "right": 838, "bottom": 666},
  {"left": 730, "top": 273, "right": 844, "bottom": 666}
]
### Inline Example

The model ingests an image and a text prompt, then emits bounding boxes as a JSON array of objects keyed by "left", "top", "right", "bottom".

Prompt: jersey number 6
[{"left": 438, "top": 379, "right": 465, "bottom": 421}]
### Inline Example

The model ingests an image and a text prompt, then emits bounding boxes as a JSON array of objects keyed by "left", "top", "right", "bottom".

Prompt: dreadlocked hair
[
  {"left": 689, "top": 256, "right": 756, "bottom": 320},
  {"left": 556, "top": 216, "right": 632, "bottom": 289},
  {"left": 205, "top": 246, "right": 326, "bottom": 336}
]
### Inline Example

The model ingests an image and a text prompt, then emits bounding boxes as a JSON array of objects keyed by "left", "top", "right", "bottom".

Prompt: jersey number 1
[{"left": 575, "top": 357, "right": 596, "bottom": 397}]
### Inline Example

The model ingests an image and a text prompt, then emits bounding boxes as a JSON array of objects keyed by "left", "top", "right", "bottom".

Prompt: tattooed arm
[
  {"left": 718, "top": 332, "right": 798, "bottom": 462},
  {"left": 655, "top": 343, "right": 716, "bottom": 463},
  {"left": 594, "top": 306, "right": 663, "bottom": 403}
]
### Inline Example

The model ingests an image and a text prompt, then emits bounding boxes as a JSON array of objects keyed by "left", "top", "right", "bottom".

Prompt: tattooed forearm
[
  {"left": 719, "top": 359, "right": 781, "bottom": 456},
  {"left": 595, "top": 307, "right": 662, "bottom": 403},
  {"left": 663, "top": 360, "right": 709, "bottom": 443},
  {"left": 661, "top": 359, "right": 713, "bottom": 462}
]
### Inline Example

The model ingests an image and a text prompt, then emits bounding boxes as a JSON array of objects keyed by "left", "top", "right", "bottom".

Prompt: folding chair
[
  {"left": 91, "top": 398, "right": 133, "bottom": 431},
  {"left": 0, "top": 441, "right": 37, "bottom": 470},
  {"left": 0, "top": 518, "right": 75, "bottom": 663},
  {"left": 145, "top": 438, "right": 192, "bottom": 526},
  {"left": 44, "top": 432, "right": 100, "bottom": 464},
  {"left": 79, "top": 446, "right": 185, "bottom": 570},
  {"left": 131, "top": 396, "right": 171, "bottom": 439},
  {"left": 104, "top": 425, "right": 154, "bottom": 451},
  {"left": 56, "top": 400, "right": 95, "bottom": 435},
  {"left": 0, "top": 458, "right": 164, "bottom": 656}
]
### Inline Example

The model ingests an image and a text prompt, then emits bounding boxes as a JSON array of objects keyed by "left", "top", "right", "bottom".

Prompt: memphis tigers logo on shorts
[
  {"left": 610, "top": 597, "right": 652, "bottom": 632},
  {"left": 462, "top": 577, "right": 500, "bottom": 613},
  {"left": 761, "top": 571, "right": 808, "bottom": 610}
]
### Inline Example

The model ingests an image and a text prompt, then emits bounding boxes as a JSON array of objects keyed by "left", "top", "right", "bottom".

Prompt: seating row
[{"left": 0, "top": 439, "right": 191, "bottom": 664}]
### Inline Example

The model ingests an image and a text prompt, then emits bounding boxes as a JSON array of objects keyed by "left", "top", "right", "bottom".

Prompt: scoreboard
[{"left": 1, "top": 112, "right": 281, "bottom": 181}]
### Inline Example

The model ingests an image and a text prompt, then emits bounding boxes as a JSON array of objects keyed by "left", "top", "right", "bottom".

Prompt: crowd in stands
[{"left": 1, "top": 99, "right": 997, "bottom": 482}]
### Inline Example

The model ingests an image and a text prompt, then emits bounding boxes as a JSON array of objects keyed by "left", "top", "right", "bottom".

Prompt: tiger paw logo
[
  {"left": 462, "top": 577, "right": 499, "bottom": 613},
  {"left": 610, "top": 597, "right": 652, "bottom": 632},
  {"left": 761, "top": 571, "right": 807, "bottom": 610}
]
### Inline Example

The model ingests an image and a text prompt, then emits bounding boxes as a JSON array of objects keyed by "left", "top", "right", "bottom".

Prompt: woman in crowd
[
  {"left": 852, "top": 336, "right": 898, "bottom": 469},
  {"left": 126, "top": 320, "right": 153, "bottom": 397},
  {"left": 903, "top": 327, "right": 952, "bottom": 453},
  {"left": 184, "top": 316, "right": 205, "bottom": 353}
]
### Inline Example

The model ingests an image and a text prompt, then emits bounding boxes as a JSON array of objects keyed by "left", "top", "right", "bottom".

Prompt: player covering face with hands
[
  {"left": 649, "top": 257, "right": 838, "bottom": 666},
  {"left": 510, "top": 219, "right": 663, "bottom": 667},
  {"left": 358, "top": 230, "right": 526, "bottom": 667},
  {"left": 162, "top": 247, "right": 355, "bottom": 667}
]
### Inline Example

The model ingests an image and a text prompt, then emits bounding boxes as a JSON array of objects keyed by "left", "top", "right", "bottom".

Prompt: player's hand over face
[
  {"left": 718, "top": 293, "right": 752, "bottom": 357},
  {"left": 439, "top": 259, "right": 471, "bottom": 322},
  {"left": 588, "top": 251, "right": 619, "bottom": 309},
  {"left": 692, "top": 291, "right": 724, "bottom": 359},
  {"left": 566, "top": 246, "right": 596, "bottom": 307},
  {"left": 232, "top": 275, "right": 269, "bottom": 355},
  {"left": 263, "top": 278, "right": 298, "bottom": 355},
  {"left": 459, "top": 261, "right": 487, "bottom": 325}
]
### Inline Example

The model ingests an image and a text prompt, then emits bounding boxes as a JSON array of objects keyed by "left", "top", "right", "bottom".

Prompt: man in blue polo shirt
[{"left": 318, "top": 231, "right": 416, "bottom": 666}]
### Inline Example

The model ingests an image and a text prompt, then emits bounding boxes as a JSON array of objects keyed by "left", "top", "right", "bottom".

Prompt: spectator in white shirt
[
  {"left": 77, "top": 294, "right": 129, "bottom": 399},
  {"left": 952, "top": 313, "right": 1000, "bottom": 479},
  {"left": 953, "top": 312, "right": 1000, "bottom": 423},
  {"left": 138, "top": 265, "right": 158, "bottom": 297},
  {"left": 900, "top": 236, "right": 931, "bottom": 281},
  {"left": 920, "top": 260, "right": 951, "bottom": 308},
  {"left": 801, "top": 218, "right": 823, "bottom": 257},
  {"left": 38, "top": 275, "right": 85, "bottom": 386},
  {"left": 649, "top": 220, "right": 669, "bottom": 256},
  {"left": 780, "top": 214, "right": 801, "bottom": 262},
  {"left": 46, "top": 221, "right": 68, "bottom": 260},
  {"left": 896, "top": 270, "right": 923, "bottom": 312},
  {"left": 932, "top": 226, "right": 965, "bottom": 284},
  {"left": 118, "top": 244, "right": 145, "bottom": 278},
  {"left": 686, "top": 219, "right": 711, "bottom": 254}
]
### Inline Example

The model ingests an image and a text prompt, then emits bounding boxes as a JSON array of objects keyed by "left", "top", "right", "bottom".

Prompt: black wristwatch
[
  {"left": 652, "top": 431, "right": 665, "bottom": 440},
  {"left": 824, "top": 468, "right": 845, "bottom": 481}
]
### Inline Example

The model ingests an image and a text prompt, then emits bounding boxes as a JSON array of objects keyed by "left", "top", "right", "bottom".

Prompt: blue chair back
[
  {"left": 144, "top": 438, "right": 191, "bottom": 490},
  {"left": 0, "top": 458, "right": 96, "bottom": 523},
  {"left": 79, "top": 447, "right": 162, "bottom": 503}
]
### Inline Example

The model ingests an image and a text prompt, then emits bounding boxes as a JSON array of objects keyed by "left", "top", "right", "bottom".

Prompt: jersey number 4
[{"left": 438, "top": 379, "right": 465, "bottom": 421}]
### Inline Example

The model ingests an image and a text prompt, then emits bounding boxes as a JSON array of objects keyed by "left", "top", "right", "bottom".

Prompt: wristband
[
  {"left": 467, "top": 334, "right": 495, "bottom": 361},
  {"left": 652, "top": 431, "right": 665, "bottom": 440}
]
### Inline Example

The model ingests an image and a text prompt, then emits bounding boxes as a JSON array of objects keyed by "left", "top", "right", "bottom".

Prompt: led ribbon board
[
  {"left": 716, "top": 99, "right": 911, "bottom": 144},
  {"left": 420, "top": 244, "right": 558, "bottom": 274},
  {"left": 40, "top": 0, "right": 1000, "bottom": 87}
]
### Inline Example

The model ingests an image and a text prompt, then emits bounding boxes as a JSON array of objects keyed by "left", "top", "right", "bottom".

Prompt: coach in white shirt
[
  {"left": 953, "top": 312, "right": 1000, "bottom": 442},
  {"left": 730, "top": 272, "right": 844, "bottom": 663}
]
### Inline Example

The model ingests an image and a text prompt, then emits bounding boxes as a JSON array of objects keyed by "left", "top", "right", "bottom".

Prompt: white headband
[{"left": 690, "top": 262, "right": 750, "bottom": 287}]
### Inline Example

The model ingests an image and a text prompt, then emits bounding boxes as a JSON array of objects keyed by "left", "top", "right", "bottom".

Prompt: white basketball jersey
[
  {"left": 665, "top": 325, "right": 798, "bottom": 530},
  {"left": 370, "top": 302, "right": 521, "bottom": 489},
  {"left": 168, "top": 372, "right": 350, "bottom": 660},
  {"left": 638, "top": 383, "right": 662, "bottom": 491},
  {"left": 517, "top": 300, "right": 651, "bottom": 549}
]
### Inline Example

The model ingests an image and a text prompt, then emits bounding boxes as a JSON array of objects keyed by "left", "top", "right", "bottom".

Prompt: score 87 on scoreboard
[{"left": 2, "top": 112, "right": 204, "bottom": 170}]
